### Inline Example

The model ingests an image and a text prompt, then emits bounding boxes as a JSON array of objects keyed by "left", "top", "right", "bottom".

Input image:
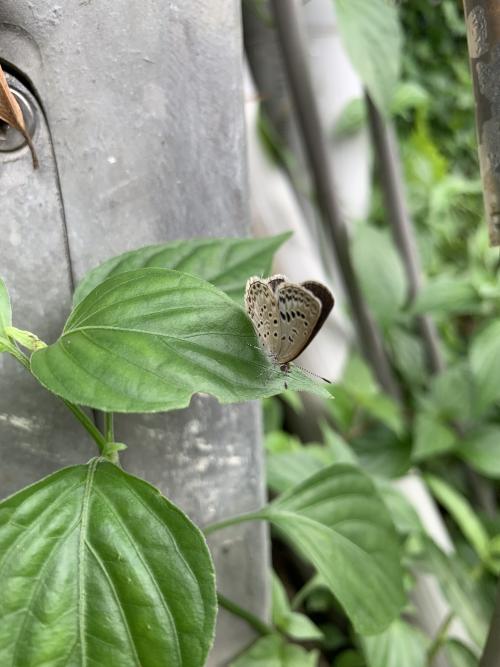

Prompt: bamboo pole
[
  {"left": 270, "top": 0, "right": 401, "bottom": 401},
  {"left": 463, "top": 1, "right": 500, "bottom": 246}
]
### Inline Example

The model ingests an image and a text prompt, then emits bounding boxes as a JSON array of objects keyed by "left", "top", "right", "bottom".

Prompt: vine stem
[
  {"left": 217, "top": 592, "right": 274, "bottom": 637},
  {"left": 203, "top": 510, "right": 266, "bottom": 536}
]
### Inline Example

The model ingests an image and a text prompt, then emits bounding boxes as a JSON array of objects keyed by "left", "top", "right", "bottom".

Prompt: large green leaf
[
  {"left": 73, "top": 233, "right": 291, "bottom": 306},
  {"left": 361, "top": 619, "right": 429, "bottom": 667},
  {"left": 334, "top": 0, "right": 402, "bottom": 114},
  {"left": 263, "top": 464, "right": 405, "bottom": 634},
  {"left": 351, "top": 227, "right": 407, "bottom": 329},
  {"left": 31, "top": 269, "right": 329, "bottom": 413},
  {"left": 469, "top": 320, "right": 500, "bottom": 413},
  {"left": 0, "top": 277, "right": 12, "bottom": 347},
  {"left": 0, "top": 459, "right": 216, "bottom": 667}
]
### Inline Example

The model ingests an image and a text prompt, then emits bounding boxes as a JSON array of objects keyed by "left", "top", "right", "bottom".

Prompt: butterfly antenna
[{"left": 293, "top": 363, "right": 331, "bottom": 384}]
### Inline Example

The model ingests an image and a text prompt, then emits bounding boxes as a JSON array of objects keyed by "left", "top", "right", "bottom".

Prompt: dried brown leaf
[{"left": 0, "top": 65, "right": 38, "bottom": 169}]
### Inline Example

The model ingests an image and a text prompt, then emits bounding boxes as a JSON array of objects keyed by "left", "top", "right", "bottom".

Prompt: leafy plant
[{"left": 0, "top": 234, "right": 407, "bottom": 666}]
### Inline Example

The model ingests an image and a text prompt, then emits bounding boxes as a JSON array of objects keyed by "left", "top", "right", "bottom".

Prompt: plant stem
[
  {"left": 204, "top": 510, "right": 266, "bottom": 535},
  {"left": 104, "top": 412, "right": 115, "bottom": 443},
  {"left": 63, "top": 401, "right": 107, "bottom": 454},
  {"left": 426, "top": 611, "right": 454, "bottom": 664},
  {"left": 217, "top": 592, "right": 274, "bottom": 636}
]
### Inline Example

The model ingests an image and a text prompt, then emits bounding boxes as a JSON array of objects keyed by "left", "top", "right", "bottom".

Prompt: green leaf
[
  {"left": 74, "top": 234, "right": 291, "bottom": 306},
  {"left": 340, "top": 356, "right": 403, "bottom": 435},
  {"left": 31, "top": 269, "right": 329, "bottom": 413},
  {"left": 266, "top": 450, "right": 325, "bottom": 495},
  {"left": 351, "top": 226, "right": 407, "bottom": 328},
  {"left": 457, "top": 426, "right": 500, "bottom": 478},
  {"left": 412, "top": 412, "right": 456, "bottom": 461},
  {"left": 0, "top": 459, "right": 216, "bottom": 667},
  {"left": 334, "top": 650, "right": 366, "bottom": 667},
  {"left": 361, "top": 619, "right": 429, "bottom": 667},
  {"left": 351, "top": 425, "right": 411, "bottom": 479},
  {"left": 387, "top": 327, "right": 426, "bottom": 386},
  {"left": 230, "top": 634, "right": 318, "bottom": 667},
  {"left": 443, "top": 639, "right": 480, "bottom": 667},
  {"left": 375, "top": 480, "right": 423, "bottom": 536},
  {"left": 320, "top": 422, "right": 358, "bottom": 464},
  {"left": 470, "top": 320, "right": 500, "bottom": 413},
  {"left": 427, "top": 363, "right": 476, "bottom": 422},
  {"left": 264, "top": 464, "right": 405, "bottom": 634},
  {"left": 425, "top": 474, "right": 490, "bottom": 562},
  {"left": 272, "top": 573, "right": 323, "bottom": 641},
  {"left": 411, "top": 276, "right": 476, "bottom": 316},
  {"left": 0, "top": 276, "right": 11, "bottom": 337},
  {"left": 334, "top": 98, "right": 366, "bottom": 138},
  {"left": 334, "top": 0, "right": 402, "bottom": 114},
  {"left": 415, "top": 538, "right": 489, "bottom": 648}
]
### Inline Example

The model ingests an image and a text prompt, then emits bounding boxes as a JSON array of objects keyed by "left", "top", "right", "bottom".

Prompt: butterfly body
[{"left": 244, "top": 275, "right": 334, "bottom": 371}]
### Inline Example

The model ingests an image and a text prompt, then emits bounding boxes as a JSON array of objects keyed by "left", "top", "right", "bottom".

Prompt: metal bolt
[{"left": 0, "top": 86, "right": 37, "bottom": 153}]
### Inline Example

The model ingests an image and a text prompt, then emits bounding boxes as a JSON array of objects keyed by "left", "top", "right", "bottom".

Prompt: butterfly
[{"left": 244, "top": 274, "right": 334, "bottom": 382}]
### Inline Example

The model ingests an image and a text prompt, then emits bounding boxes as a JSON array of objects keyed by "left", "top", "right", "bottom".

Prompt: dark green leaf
[
  {"left": 31, "top": 269, "right": 329, "bottom": 413},
  {"left": 334, "top": 0, "right": 402, "bottom": 114},
  {"left": 457, "top": 426, "right": 500, "bottom": 478},
  {"left": 74, "top": 234, "right": 291, "bottom": 306},
  {"left": 264, "top": 465, "right": 405, "bottom": 634},
  {"left": 361, "top": 619, "right": 429, "bottom": 667},
  {"left": 0, "top": 459, "right": 216, "bottom": 667},
  {"left": 351, "top": 425, "right": 411, "bottom": 479},
  {"left": 230, "top": 634, "right": 318, "bottom": 667}
]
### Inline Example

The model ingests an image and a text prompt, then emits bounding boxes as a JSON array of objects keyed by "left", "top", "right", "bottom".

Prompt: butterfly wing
[
  {"left": 300, "top": 281, "right": 334, "bottom": 346},
  {"left": 275, "top": 283, "right": 323, "bottom": 364},
  {"left": 245, "top": 277, "right": 282, "bottom": 358}
]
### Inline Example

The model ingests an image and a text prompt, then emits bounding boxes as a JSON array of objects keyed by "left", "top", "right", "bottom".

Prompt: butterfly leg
[{"left": 280, "top": 363, "right": 290, "bottom": 390}]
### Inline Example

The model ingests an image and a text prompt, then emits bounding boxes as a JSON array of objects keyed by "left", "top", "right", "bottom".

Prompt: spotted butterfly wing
[
  {"left": 245, "top": 275, "right": 334, "bottom": 365},
  {"left": 244, "top": 277, "right": 282, "bottom": 358}
]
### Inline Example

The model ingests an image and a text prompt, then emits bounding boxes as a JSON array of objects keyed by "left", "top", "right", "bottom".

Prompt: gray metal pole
[{"left": 270, "top": 0, "right": 401, "bottom": 401}]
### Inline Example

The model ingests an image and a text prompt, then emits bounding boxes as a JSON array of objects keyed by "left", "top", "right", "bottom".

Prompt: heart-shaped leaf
[
  {"left": 73, "top": 233, "right": 292, "bottom": 306},
  {"left": 0, "top": 459, "right": 216, "bottom": 667},
  {"left": 31, "top": 268, "right": 329, "bottom": 412},
  {"left": 263, "top": 464, "right": 405, "bottom": 634}
]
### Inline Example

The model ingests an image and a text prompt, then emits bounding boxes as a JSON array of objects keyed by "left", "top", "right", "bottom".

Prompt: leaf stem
[
  {"left": 217, "top": 592, "right": 274, "bottom": 636},
  {"left": 63, "top": 401, "right": 107, "bottom": 454},
  {"left": 204, "top": 510, "right": 266, "bottom": 535}
]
